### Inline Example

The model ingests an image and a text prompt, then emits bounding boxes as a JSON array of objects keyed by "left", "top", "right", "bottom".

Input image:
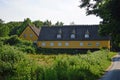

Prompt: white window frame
[
  {"left": 71, "top": 34, "right": 75, "bottom": 39},
  {"left": 50, "top": 42, "right": 54, "bottom": 46},
  {"left": 80, "top": 42, "right": 83, "bottom": 46},
  {"left": 58, "top": 42, "right": 62, "bottom": 46},
  {"left": 85, "top": 34, "right": 89, "bottom": 38},
  {"left": 42, "top": 42, "right": 46, "bottom": 46},
  {"left": 57, "top": 34, "right": 61, "bottom": 39},
  {"left": 65, "top": 42, "right": 69, "bottom": 46}
]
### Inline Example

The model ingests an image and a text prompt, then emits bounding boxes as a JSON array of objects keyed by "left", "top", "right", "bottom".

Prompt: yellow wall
[
  {"left": 37, "top": 41, "right": 110, "bottom": 49},
  {"left": 19, "top": 26, "right": 38, "bottom": 42}
]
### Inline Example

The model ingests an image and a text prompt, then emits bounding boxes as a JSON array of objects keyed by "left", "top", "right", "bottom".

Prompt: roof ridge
[
  {"left": 28, "top": 25, "right": 40, "bottom": 36},
  {"left": 41, "top": 25, "right": 99, "bottom": 28}
]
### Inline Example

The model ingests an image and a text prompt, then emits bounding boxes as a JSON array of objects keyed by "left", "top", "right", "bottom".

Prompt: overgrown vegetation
[
  {"left": 27, "top": 50, "right": 116, "bottom": 80},
  {"left": 0, "top": 35, "right": 36, "bottom": 54},
  {"left": 0, "top": 44, "right": 37, "bottom": 80},
  {"left": 0, "top": 33, "right": 116, "bottom": 80},
  {"left": 0, "top": 41, "right": 116, "bottom": 80}
]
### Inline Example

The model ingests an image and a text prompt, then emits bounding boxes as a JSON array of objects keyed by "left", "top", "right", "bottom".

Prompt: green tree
[
  {"left": 0, "top": 19, "right": 4, "bottom": 24},
  {"left": 33, "top": 20, "right": 43, "bottom": 28},
  {"left": 17, "top": 18, "right": 33, "bottom": 36},
  {"left": 43, "top": 20, "right": 52, "bottom": 26},
  {"left": 80, "top": 0, "right": 120, "bottom": 50},
  {"left": 0, "top": 19, "right": 9, "bottom": 37},
  {"left": 55, "top": 21, "right": 64, "bottom": 26},
  {"left": 6, "top": 21, "right": 22, "bottom": 35}
]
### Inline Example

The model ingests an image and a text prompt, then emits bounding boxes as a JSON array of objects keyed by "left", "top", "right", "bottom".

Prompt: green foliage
[
  {"left": 0, "top": 46, "right": 116, "bottom": 80},
  {"left": 0, "top": 45, "right": 27, "bottom": 80},
  {"left": 33, "top": 20, "right": 44, "bottom": 28},
  {"left": 55, "top": 21, "right": 64, "bottom": 26},
  {"left": 0, "top": 35, "right": 36, "bottom": 54},
  {"left": 0, "top": 24, "right": 9, "bottom": 37},
  {"left": 0, "top": 19, "right": 9, "bottom": 37},
  {"left": 80, "top": 0, "right": 120, "bottom": 50},
  {"left": 6, "top": 21, "right": 22, "bottom": 36},
  {"left": 43, "top": 20, "right": 52, "bottom": 26},
  {"left": 28, "top": 50, "right": 116, "bottom": 80},
  {"left": 3, "top": 35, "right": 20, "bottom": 45},
  {"left": 17, "top": 18, "right": 33, "bottom": 36},
  {"left": 1, "top": 18, "right": 64, "bottom": 37},
  {"left": 36, "top": 48, "right": 89, "bottom": 54}
]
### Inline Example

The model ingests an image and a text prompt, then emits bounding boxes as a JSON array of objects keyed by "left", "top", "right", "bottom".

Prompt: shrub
[
  {"left": 4, "top": 35, "right": 20, "bottom": 45},
  {"left": 0, "top": 45, "right": 27, "bottom": 80},
  {"left": 0, "top": 35, "right": 36, "bottom": 54}
]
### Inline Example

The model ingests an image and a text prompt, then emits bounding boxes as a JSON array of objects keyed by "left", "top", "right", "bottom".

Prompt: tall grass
[
  {"left": 28, "top": 50, "right": 116, "bottom": 80},
  {"left": 0, "top": 40, "right": 116, "bottom": 80}
]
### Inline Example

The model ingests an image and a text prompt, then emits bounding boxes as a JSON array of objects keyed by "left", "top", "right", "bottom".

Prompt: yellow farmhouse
[
  {"left": 19, "top": 25, "right": 40, "bottom": 43},
  {"left": 37, "top": 25, "right": 110, "bottom": 49}
]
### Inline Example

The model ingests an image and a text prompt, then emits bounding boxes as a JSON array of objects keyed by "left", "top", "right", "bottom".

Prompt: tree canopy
[
  {"left": 0, "top": 18, "right": 64, "bottom": 37},
  {"left": 33, "top": 20, "right": 44, "bottom": 28},
  {"left": 0, "top": 20, "right": 9, "bottom": 37},
  {"left": 80, "top": 0, "right": 120, "bottom": 50}
]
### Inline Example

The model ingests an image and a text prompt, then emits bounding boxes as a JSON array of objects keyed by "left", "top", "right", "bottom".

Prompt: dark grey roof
[{"left": 38, "top": 25, "right": 110, "bottom": 41}]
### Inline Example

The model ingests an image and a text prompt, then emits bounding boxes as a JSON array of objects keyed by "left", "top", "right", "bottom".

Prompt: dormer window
[
  {"left": 57, "top": 29, "right": 62, "bottom": 39},
  {"left": 85, "top": 34, "right": 89, "bottom": 38},
  {"left": 71, "top": 29, "right": 75, "bottom": 39},
  {"left": 57, "top": 34, "right": 61, "bottom": 39},
  {"left": 71, "top": 34, "right": 75, "bottom": 39},
  {"left": 85, "top": 30, "right": 89, "bottom": 38}
]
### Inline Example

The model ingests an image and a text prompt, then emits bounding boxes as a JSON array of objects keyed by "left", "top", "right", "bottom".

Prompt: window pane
[
  {"left": 58, "top": 42, "right": 62, "bottom": 46},
  {"left": 80, "top": 42, "right": 83, "bottom": 46},
  {"left": 42, "top": 42, "right": 46, "bottom": 46},
  {"left": 23, "top": 34, "right": 27, "bottom": 38},
  {"left": 85, "top": 34, "right": 89, "bottom": 38},
  {"left": 65, "top": 42, "right": 69, "bottom": 46},
  {"left": 30, "top": 34, "right": 33, "bottom": 38},
  {"left": 50, "top": 42, "right": 54, "bottom": 46},
  {"left": 88, "top": 43, "right": 92, "bottom": 46},
  {"left": 96, "top": 42, "right": 100, "bottom": 46},
  {"left": 57, "top": 34, "right": 61, "bottom": 39},
  {"left": 71, "top": 34, "right": 75, "bottom": 39}
]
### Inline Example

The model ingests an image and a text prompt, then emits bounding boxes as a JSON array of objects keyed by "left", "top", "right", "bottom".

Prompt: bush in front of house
[
  {"left": 0, "top": 35, "right": 36, "bottom": 54},
  {"left": 0, "top": 45, "right": 38, "bottom": 80},
  {"left": 0, "top": 43, "right": 116, "bottom": 80}
]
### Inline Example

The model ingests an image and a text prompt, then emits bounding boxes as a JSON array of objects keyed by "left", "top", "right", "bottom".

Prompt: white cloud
[{"left": 0, "top": 0, "right": 101, "bottom": 24}]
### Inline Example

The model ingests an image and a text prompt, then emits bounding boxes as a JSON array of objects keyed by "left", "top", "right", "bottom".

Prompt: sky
[{"left": 0, "top": 0, "right": 102, "bottom": 25}]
